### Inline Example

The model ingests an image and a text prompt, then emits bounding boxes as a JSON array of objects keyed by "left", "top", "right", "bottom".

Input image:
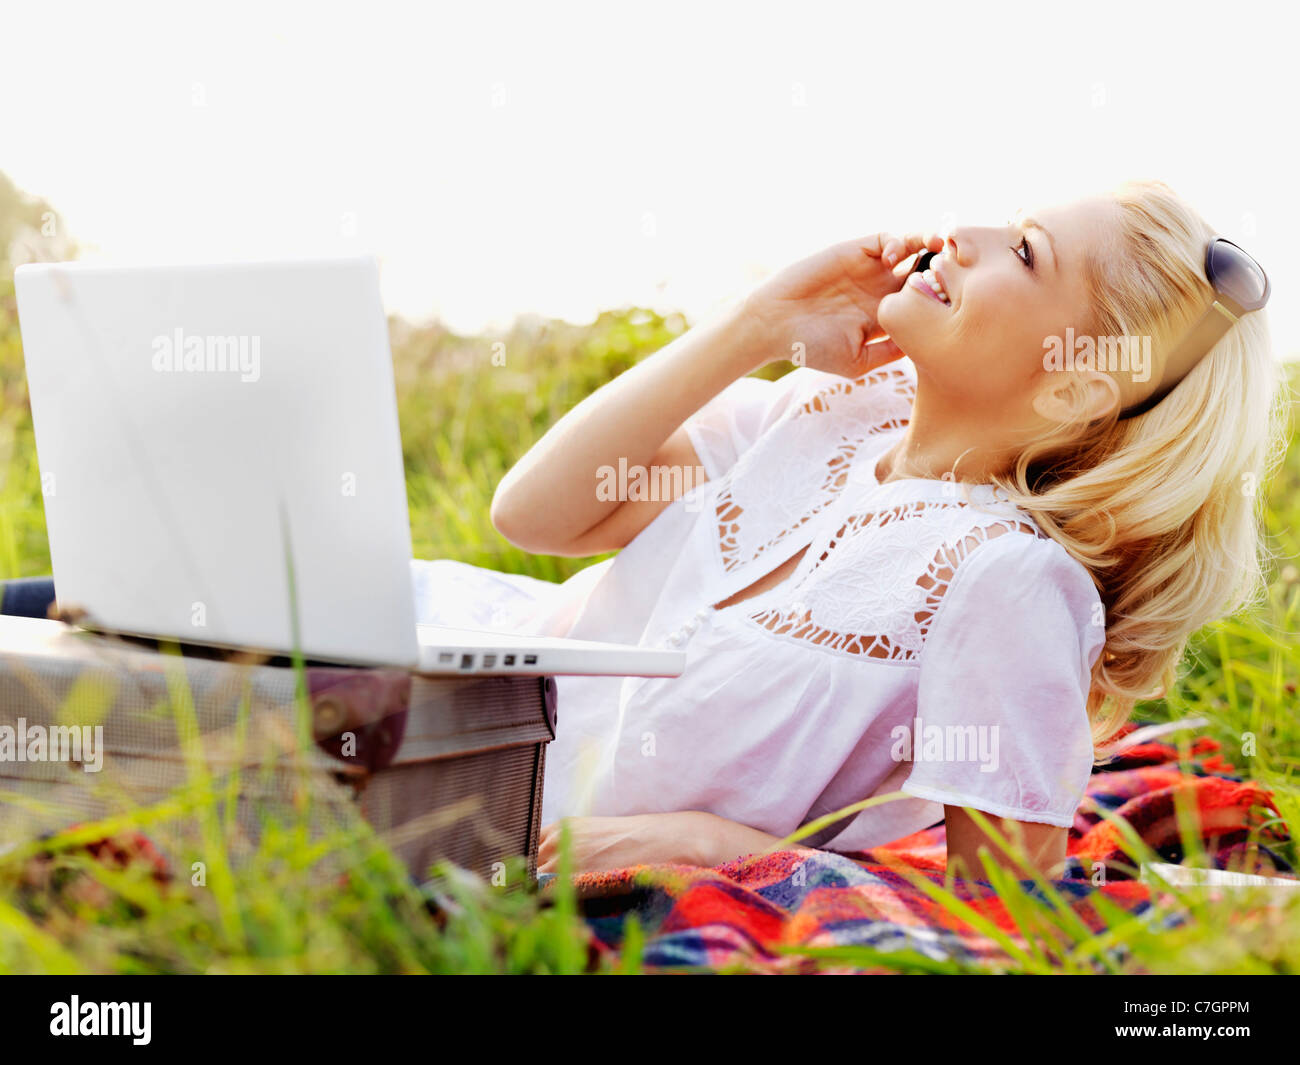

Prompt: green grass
[{"left": 1, "top": 264, "right": 1299, "bottom": 973}]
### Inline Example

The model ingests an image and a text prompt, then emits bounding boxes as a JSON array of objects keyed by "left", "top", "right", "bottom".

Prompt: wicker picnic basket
[{"left": 0, "top": 615, "right": 554, "bottom": 885}]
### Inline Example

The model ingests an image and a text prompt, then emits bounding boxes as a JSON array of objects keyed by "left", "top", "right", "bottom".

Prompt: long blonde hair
[{"left": 987, "top": 180, "right": 1290, "bottom": 744}]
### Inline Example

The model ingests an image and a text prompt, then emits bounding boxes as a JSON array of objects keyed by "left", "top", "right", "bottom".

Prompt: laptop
[{"left": 13, "top": 257, "right": 685, "bottom": 679}]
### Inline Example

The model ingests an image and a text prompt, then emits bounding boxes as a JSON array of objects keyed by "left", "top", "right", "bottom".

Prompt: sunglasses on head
[{"left": 1118, "top": 237, "right": 1270, "bottom": 419}]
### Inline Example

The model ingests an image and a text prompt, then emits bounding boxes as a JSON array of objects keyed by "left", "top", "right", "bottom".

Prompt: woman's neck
[{"left": 875, "top": 380, "right": 1021, "bottom": 485}]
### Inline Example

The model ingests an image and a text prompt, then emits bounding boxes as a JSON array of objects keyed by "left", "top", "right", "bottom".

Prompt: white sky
[{"left": 3, "top": 0, "right": 1297, "bottom": 355}]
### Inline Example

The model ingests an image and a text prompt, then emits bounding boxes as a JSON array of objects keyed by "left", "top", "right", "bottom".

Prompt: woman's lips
[{"left": 906, "top": 271, "right": 949, "bottom": 307}]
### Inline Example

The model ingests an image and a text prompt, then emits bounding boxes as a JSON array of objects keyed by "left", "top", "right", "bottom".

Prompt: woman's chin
[{"left": 876, "top": 295, "right": 921, "bottom": 351}]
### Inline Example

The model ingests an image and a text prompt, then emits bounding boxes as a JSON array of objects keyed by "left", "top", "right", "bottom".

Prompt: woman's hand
[
  {"left": 743, "top": 231, "right": 944, "bottom": 378},
  {"left": 538, "top": 811, "right": 792, "bottom": 874},
  {"left": 538, "top": 813, "right": 704, "bottom": 874}
]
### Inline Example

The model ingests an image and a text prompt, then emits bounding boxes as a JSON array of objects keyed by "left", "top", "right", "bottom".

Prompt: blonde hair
[{"left": 987, "top": 179, "right": 1290, "bottom": 745}]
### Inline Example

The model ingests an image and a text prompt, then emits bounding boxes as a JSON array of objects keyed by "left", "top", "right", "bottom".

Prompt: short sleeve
[
  {"left": 683, "top": 368, "right": 820, "bottom": 480},
  {"left": 902, "top": 532, "right": 1107, "bottom": 827}
]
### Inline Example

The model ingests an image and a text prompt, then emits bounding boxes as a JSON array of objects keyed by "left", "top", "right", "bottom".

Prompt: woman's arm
[
  {"left": 490, "top": 231, "right": 942, "bottom": 557},
  {"left": 538, "top": 811, "right": 791, "bottom": 874},
  {"left": 490, "top": 299, "right": 773, "bottom": 556},
  {"left": 539, "top": 806, "right": 1070, "bottom": 879},
  {"left": 944, "top": 805, "right": 1068, "bottom": 880}
]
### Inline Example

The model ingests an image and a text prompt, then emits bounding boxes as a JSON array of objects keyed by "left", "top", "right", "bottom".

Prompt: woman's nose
[
  {"left": 945, "top": 226, "right": 989, "bottom": 267},
  {"left": 945, "top": 229, "right": 966, "bottom": 265}
]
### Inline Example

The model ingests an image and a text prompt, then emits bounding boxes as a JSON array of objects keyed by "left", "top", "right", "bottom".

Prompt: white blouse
[{"left": 410, "top": 357, "right": 1106, "bottom": 852}]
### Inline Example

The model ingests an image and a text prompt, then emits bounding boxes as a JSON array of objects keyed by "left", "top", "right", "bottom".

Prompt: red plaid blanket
[{"left": 567, "top": 726, "right": 1292, "bottom": 973}]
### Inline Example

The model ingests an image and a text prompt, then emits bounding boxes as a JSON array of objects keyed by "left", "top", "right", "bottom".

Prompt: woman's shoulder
[
  {"left": 921, "top": 521, "right": 1106, "bottom": 662},
  {"left": 940, "top": 511, "right": 1100, "bottom": 600}
]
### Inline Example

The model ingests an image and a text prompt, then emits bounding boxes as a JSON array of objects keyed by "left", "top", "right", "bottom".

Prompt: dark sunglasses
[{"left": 1118, "top": 237, "right": 1270, "bottom": 419}]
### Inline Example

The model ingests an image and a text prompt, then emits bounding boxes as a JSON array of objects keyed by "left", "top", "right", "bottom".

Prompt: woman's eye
[{"left": 1015, "top": 235, "right": 1035, "bottom": 271}]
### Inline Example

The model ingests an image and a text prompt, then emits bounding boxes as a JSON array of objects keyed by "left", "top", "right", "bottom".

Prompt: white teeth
[{"left": 921, "top": 269, "right": 950, "bottom": 304}]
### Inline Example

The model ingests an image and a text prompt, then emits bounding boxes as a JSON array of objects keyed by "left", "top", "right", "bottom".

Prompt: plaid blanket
[{"left": 567, "top": 726, "right": 1293, "bottom": 973}]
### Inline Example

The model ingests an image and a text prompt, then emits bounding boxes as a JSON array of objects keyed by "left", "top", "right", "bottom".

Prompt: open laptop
[{"left": 14, "top": 257, "right": 684, "bottom": 679}]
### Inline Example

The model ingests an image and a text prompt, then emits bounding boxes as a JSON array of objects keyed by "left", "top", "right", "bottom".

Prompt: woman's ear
[{"left": 1031, "top": 370, "right": 1123, "bottom": 423}]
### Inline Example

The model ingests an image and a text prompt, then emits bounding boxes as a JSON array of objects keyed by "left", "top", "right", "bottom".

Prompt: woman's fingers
[
  {"left": 538, "top": 817, "right": 584, "bottom": 874},
  {"left": 538, "top": 821, "right": 560, "bottom": 864},
  {"left": 856, "top": 231, "right": 945, "bottom": 270},
  {"left": 882, "top": 231, "right": 944, "bottom": 267},
  {"left": 856, "top": 232, "right": 893, "bottom": 260}
]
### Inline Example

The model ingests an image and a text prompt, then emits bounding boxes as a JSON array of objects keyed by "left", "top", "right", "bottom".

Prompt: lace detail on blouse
[
  {"left": 713, "top": 363, "right": 915, "bottom": 572},
  {"left": 531, "top": 354, "right": 1104, "bottom": 844},
  {"left": 747, "top": 502, "right": 1046, "bottom": 662}
]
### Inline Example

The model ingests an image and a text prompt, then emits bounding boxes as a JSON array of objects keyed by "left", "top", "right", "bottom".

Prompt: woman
[
  {"left": 450, "top": 179, "right": 1286, "bottom": 880},
  {"left": 8, "top": 181, "right": 1281, "bottom": 881}
]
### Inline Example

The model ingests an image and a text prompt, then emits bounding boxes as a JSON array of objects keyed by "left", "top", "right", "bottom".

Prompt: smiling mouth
[
  {"left": 906, "top": 249, "right": 952, "bottom": 307},
  {"left": 907, "top": 269, "right": 951, "bottom": 306}
]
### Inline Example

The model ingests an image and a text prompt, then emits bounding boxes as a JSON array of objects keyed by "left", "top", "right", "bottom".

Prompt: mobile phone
[{"left": 910, "top": 248, "right": 938, "bottom": 275}]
